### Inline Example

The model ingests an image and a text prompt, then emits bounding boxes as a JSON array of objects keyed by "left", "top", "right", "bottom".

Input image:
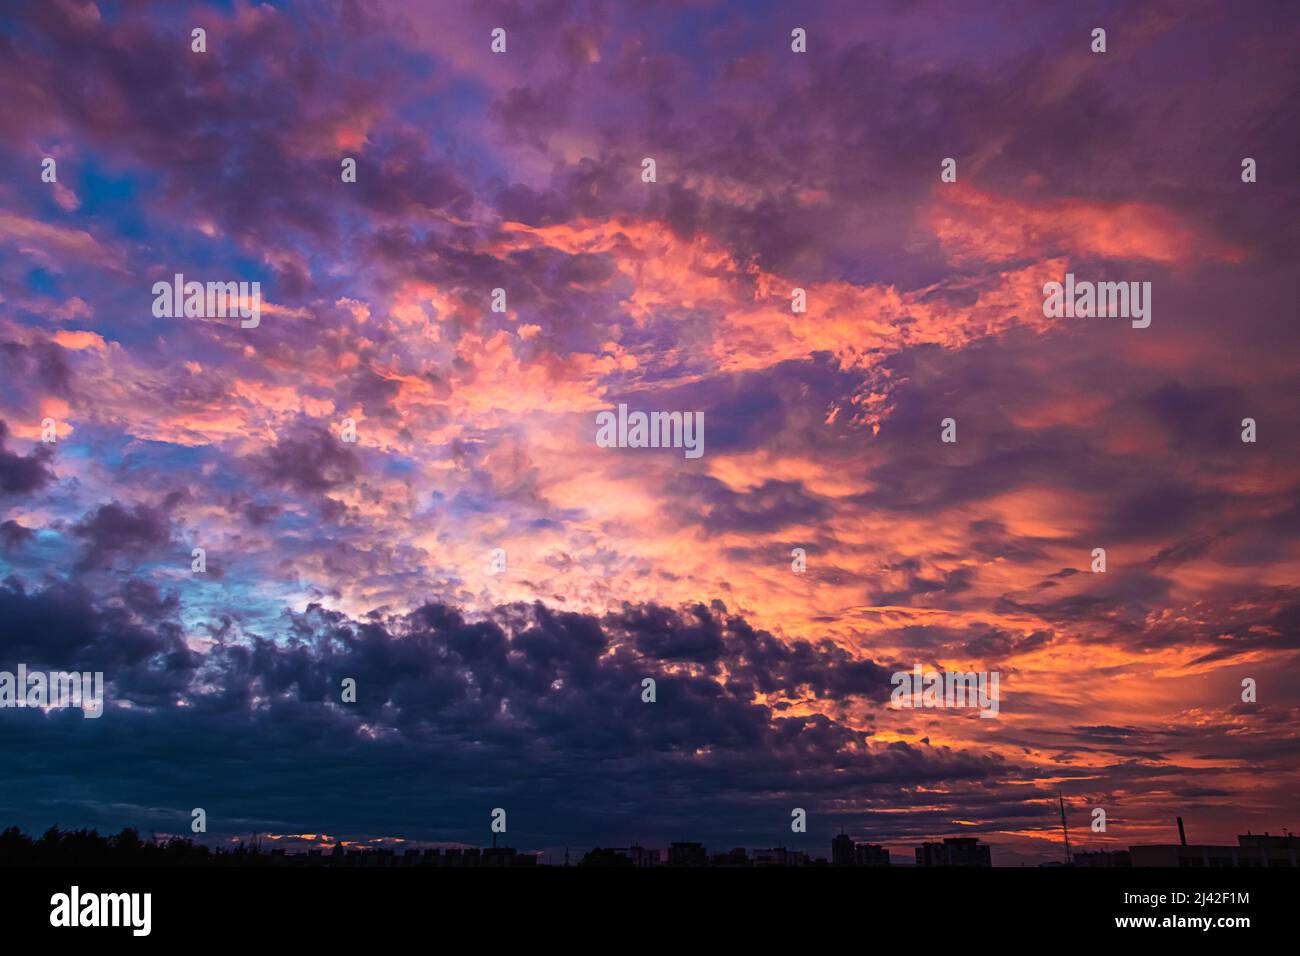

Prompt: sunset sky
[{"left": 0, "top": 0, "right": 1297, "bottom": 865}]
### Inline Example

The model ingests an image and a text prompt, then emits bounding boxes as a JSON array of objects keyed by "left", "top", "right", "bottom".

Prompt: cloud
[
  {"left": 250, "top": 423, "right": 362, "bottom": 495},
  {"left": 0, "top": 0, "right": 1295, "bottom": 859},
  {"left": 0, "top": 421, "right": 55, "bottom": 496},
  {"left": 0, "top": 519, "right": 35, "bottom": 551},
  {"left": 0, "top": 589, "right": 1016, "bottom": 847},
  {"left": 72, "top": 498, "right": 178, "bottom": 572}
]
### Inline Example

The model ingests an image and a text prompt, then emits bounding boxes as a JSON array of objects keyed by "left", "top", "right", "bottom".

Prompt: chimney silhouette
[{"left": 1176, "top": 817, "right": 1187, "bottom": 846}]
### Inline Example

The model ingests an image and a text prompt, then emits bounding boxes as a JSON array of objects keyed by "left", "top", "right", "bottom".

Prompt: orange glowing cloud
[{"left": 930, "top": 183, "right": 1244, "bottom": 266}]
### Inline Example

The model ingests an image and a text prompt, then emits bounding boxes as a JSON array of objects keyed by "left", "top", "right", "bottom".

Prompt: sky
[{"left": 0, "top": 0, "right": 1297, "bottom": 866}]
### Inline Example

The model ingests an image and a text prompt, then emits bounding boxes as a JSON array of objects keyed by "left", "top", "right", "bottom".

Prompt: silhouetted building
[
  {"left": 832, "top": 833, "right": 854, "bottom": 866},
  {"left": 1130, "top": 832, "right": 1299, "bottom": 868},
  {"left": 832, "top": 833, "right": 890, "bottom": 866},
  {"left": 1073, "top": 849, "right": 1131, "bottom": 867},
  {"left": 609, "top": 844, "right": 659, "bottom": 867},
  {"left": 710, "top": 847, "right": 750, "bottom": 867},
  {"left": 854, "top": 843, "right": 890, "bottom": 866},
  {"left": 1238, "top": 833, "right": 1300, "bottom": 865},
  {"left": 915, "top": 837, "right": 991, "bottom": 867},
  {"left": 482, "top": 845, "right": 517, "bottom": 866},
  {"left": 667, "top": 842, "right": 708, "bottom": 867},
  {"left": 752, "top": 847, "right": 810, "bottom": 867},
  {"left": 0, "top": 825, "right": 549, "bottom": 868}
]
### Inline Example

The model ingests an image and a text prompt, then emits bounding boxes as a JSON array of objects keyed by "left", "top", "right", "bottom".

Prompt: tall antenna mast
[{"left": 1058, "top": 793, "right": 1072, "bottom": 865}]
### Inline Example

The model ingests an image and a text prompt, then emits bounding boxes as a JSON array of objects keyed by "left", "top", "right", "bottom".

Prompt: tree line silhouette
[{"left": 0, "top": 825, "right": 272, "bottom": 866}]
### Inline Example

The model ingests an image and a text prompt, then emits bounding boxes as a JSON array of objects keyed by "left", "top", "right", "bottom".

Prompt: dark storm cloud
[
  {"left": 962, "top": 627, "right": 1054, "bottom": 660},
  {"left": 226, "top": 492, "right": 281, "bottom": 528},
  {"left": 350, "top": 133, "right": 477, "bottom": 221},
  {"left": 72, "top": 498, "right": 178, "bottom": 572},
  {"left": 0, "top": 588, "right": 1014, "bottom": 847},
  {"left": 0, "top": 0, "right": 412, "bottom": 250},
  {"left": 614, "top": 602, "right": 725, "bottom": 663},
  {"left": 0, "top": 520, "right": 34, "bottom": 552},
  {"left": 966, "top": 519, "right": 1051, "bottom": 564},
  {"left": 342, "top": 366, "right": 402, "bottom": 421},
  {"left": 994, "top": 567, "right": 1177, "bottom": 633},
  {"left": 717, "top": 612, "right": 895, "bottom": 701},
  {"left": 122, "top": 578, "right": 181, "bottom": 621},
  {"left": 251, "top": 423, "right": 362, "bottom": 494},
  {"left": 872, "top": 563, "right": 976, "bottom": 607},
  {"left": 0, "top": 341, "right": 72, "bottom": 398},
  {"left": 0, "top": 577, "right": 192, "bottom": 681},
  {"left": 1180, "top": 589, "right": 1300, "bottom": 663},
  {"left": 0, "top": 421, "right": 55, "bottom": 497},
  {"left": 665, "top": 474, "right": 828, "bottom": 535}
]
